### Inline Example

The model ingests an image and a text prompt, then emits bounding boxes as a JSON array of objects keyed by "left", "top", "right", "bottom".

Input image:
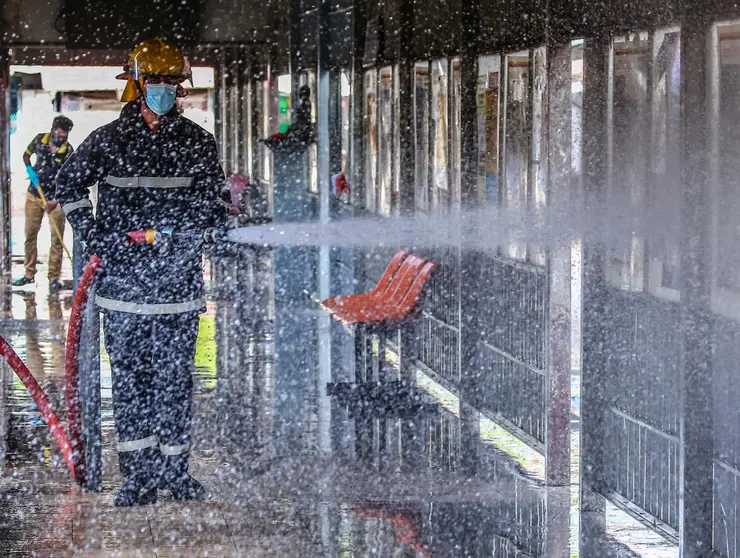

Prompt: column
[
  {"left": 545, "top": 42, "right": 572, "bottom": 488},
  {"left": 580, "top": 34, "right": 610, "bottom": 529},
  {"left": 0, "top": 53, "right": 10, "bottom": 272},
  {"left": 679, "top": 14, "right": 714, "bottom": 555},
  {"left": 458, "top": 0, "right": 482, "bottom": 476}
]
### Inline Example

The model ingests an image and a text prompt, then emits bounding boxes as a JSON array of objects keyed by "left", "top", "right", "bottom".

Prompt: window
[
  {"left": 477, "top": 55, "right": 501, "bottom": 206},
  {"left": 530, "top": 46, "right": 548, "bottom": 266},
  {"left": 450, "top": 58, "right": 462, "bottom": 209},
  {"left": 364, "top": 69, "right": 378, "bottom": 211},
  {"left": 393, "top": 65, "right": 401, "bottom": 213},
  {"left": 432, "top": 59, "right": 450, "bottom": 210},
  {"left": 377, "top": 66, "right": 394, "bottom": 216},
  {"left": 503, "top": 51, "right": 530, "bottom": 261},
  {"left": 277, "top": 74, "right": 291, "bottom": 134},
  {"left": 262, "top": 76, "right": 272, "bottom": 183},
  {"left": 255, "top": 76, "right": 266, "bottom": 181},
  {"left": 648, "top": 28, "right": 681, "bottom": 300},
  {"left": 607, "top": 32, "right": 650, "bottom": 291},
  {"left": 300, "top": 72, "right": 318, "bottom": 194},
  {"left": 414, "top": 62, "right": 431, "bottom": 212},
  {"left": 338, "top": 70, "right": 352, "bottom": 202}
]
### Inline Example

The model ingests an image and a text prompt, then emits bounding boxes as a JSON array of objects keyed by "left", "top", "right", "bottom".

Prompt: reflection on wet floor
[{"left": 0, "top": 249, "right": 677, "bottom": 557}]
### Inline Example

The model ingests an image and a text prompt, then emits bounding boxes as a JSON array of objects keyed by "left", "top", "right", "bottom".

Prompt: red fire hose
[
  {"left": 0, "top": 336, "right": 78, "bottom": 480},
  {"left": 64, "top": 255, "right": 103, "bottom": 485},
  {"left": 0, "top": 254, "right": 102, "bottom": 485}
]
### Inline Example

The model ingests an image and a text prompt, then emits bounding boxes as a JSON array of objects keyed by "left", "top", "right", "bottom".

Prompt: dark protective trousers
[{"left": 104, "top": 311, "right": 199, "bottom": 476}]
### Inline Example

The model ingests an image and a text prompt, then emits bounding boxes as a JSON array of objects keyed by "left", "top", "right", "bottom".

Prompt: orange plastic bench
[
  {"left": 321, "top": 251, "right": 436, "bottom": 383},
  {"left": 321, "top": 249, "right": 408, "bottom": 316}
]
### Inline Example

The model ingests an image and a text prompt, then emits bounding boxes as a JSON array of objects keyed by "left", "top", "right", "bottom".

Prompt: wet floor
[{"left": 0, "top": 244, "right": 679, "bottom": 557}]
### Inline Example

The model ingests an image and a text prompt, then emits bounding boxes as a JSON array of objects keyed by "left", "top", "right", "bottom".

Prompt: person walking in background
[{"left": 12, "top": 115, "right": 74, "bottom": 291}]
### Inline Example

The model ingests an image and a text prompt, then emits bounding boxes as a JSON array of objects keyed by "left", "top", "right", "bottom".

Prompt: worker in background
[
  {"left": 56, "top": 39, "right": 228, "bottom": 507},
  {"left": 12, "top": 116, "right": 74, "bottom": 290}
]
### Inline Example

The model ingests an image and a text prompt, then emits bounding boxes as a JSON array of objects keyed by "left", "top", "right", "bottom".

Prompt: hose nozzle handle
[{"left": 126, "top": 230, "right": 158, "bottom": 245}]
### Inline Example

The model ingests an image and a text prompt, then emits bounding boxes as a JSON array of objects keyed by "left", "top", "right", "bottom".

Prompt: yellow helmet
[{"left": 116, "top": 39, "right": 188, "bottom": 102}]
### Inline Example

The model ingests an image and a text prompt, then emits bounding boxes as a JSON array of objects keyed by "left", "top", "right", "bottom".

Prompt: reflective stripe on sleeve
[
  {"left": 159, "top": 442, "right": 190, "bottom": 456},
  {"left": 95, "top": 295, "right": 204, "bottom": 315},
  {"left": 117, "top": 435, "right": 157, "bottom": 453},
  {"left": 105, "top": 176, "right": 194, "bottom": 189},
  {"left": 62, "top": 199, "right": 93, "bottom": 215}
]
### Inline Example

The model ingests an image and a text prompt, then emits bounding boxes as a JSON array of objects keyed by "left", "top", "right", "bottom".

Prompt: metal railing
[
  {"left": 599, "top": 288, "right": 682, "bottom": 534},
  {"left": 418, "top": 246, "right": 462, "bottom": 385},
  {"left": 712, "top": 314, "right": 740, "bottom": 557},
  {"left": 474, "top": 254, "right": 548, "bottom": 446}
]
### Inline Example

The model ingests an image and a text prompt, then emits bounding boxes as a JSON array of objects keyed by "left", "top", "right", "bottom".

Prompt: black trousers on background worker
[{"left": 104, "top": 311, "right": 199, "bottom": 482}]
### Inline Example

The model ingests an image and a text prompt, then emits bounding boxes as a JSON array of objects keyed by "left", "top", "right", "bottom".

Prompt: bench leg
[
  {"left": 400, "top": 324, "right": 418, "bottom": 385},
  {"left": 378, "top": 331, "right": 388, "bottom": 383},
  {"left": 364, "top": 329, "right": 374, "bottom": 383},
  {"left": 354, "top": 324, "right": 364, "bottom": 383}
]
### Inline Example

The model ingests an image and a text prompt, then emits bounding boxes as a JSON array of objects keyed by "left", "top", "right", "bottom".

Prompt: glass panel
[
  {"left": 393, "top": 64, "right": 400, "bottom": 214},
  {"left": 432, "top": 59, "right": 449, "bottom": 210},
  {"left": 364, "top": 69, "right": 378, "bottom": 212},
  {"left": 378, "top": 66, "right": 394, "bottom": 216},
  {"left": 414, "top": 62, "right": 431, "bottom": 212},
  {"left": 301, "top": 71, "right": 318, "bottom": 194},
  {"left": 650, "top": 29, "right": 681, "bottom": 295},
  {"left": 277, "top": 74, "right": 292, "bottom": 134},
  {"left": 262, "top": 76, "right": 272, "bottom": 183},
  {"left": 477, "top": 55, "right": 501, "bottom": 206},
  {"left": 340, "top": 70, "right": 351, "bottom": 178},
  {"left": 608, "top": 32, "right": 650, "bottom": 291},
  {"left": 504, "top": 51, "right": 530, "bottom": 261},
  {"left": 530, "top": 46, "right": 547, "bottom": 266},
  {"left": 716, "top": 26, "right": 740, "bottom": 291},
  {"left": 451, "top": 58, "right": 462, "bottom": 208},
  {"left": 572, "top": 42, "right": 583, "bottom": 186},
  {"left": 255, "top": 77, "right": 265, "bottom": 181}
]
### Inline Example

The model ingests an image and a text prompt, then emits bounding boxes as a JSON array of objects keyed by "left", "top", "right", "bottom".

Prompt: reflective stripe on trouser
[
  {"left": 104, "top": 310, "right": 199, "bottom": 477},
  {"left": 159, "top": 442, "right": 190, "bottom": 456},
  {"left": 117, "top": 435, "right": 157, "bottom": 452},
  {"left": 96, "top": 296, "right": 204, "bottom": 315}
]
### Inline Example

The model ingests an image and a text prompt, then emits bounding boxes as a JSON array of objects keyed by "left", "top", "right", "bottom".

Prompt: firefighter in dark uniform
[
  {"left": 12, "top": 116, "right": 74, "bottom": 290},
  {"left": 56, "top": 39, "right": 228, "bottom": 506}
]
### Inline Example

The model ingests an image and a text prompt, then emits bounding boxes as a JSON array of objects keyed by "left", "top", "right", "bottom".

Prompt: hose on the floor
[
  {"left": 64, "top": 255, "right": 103, "bottom": 485},
  {"left": 0, "top": 335, "right": 78, "bottom": 481}
]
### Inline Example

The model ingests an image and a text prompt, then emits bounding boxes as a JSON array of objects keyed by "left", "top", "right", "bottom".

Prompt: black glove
[{"left": 84, "top": 227, "right": 130, "bottom": 261}]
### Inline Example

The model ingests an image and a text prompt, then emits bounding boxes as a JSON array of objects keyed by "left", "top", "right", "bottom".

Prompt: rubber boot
[
  {"left": 115, "top": 448, "right": 159, "bottom": 507},
  {"left": 159, "top": 454, "right": 206, "bottom": 501}
]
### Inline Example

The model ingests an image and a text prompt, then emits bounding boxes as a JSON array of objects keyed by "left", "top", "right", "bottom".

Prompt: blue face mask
[{"left": 145, "top": 83, "right": 177, "bottom": 116}]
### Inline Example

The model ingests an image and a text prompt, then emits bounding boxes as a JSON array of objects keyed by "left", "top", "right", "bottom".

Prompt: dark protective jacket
[
  {"left": 26, "top": 133, "right": 73, "bottom": 199},
  {"left": 56, "top": 100, "right": 227, "bottom": 315}
]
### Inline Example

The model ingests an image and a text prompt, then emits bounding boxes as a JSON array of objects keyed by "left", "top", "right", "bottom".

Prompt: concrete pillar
[
  {"left": 0, "top": 53, "right": 9, "bottom": 272},
  {"left": 545, "top": 42, "right": 572, "bottom": 488},
  {"left": 316, "top": 0, "right": 332, "bottom": 454},
  {"left": 678, "top": 14, "right": 714, "bottom": 556},
  {"left": 397, "top": 0, "right": 415, "bottom": 216},
  {"left": 580, "top": 34, "right": 610, "bottom": 524}
]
